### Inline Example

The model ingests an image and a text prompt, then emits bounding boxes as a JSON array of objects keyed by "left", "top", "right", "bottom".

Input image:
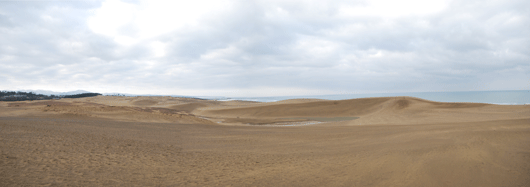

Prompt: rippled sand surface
[{"left": 1, "top": 96, "right": 529, "bottom": 186}]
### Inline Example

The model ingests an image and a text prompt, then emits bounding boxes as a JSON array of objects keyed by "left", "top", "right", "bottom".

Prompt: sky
[{"left": 1, "top": 0, "right": 529, "bottom": 97}]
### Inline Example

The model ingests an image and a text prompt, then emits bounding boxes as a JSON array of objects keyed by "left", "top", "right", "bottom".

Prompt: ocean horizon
[{"left": 199, "top": 90, "right": 530, "bottom": 105}]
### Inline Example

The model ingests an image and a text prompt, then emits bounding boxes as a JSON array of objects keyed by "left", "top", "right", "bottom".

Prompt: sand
[{"left": 1, "top": 96, "right": 529, "bottom": 186}]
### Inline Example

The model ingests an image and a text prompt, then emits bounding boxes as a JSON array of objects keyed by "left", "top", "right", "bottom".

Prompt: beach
[{"left": 1, "top": 96, "right": 529, "bottom": 186}]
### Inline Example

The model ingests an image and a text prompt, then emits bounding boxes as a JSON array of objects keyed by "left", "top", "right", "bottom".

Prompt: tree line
[{"left": 0, "top": 91, "right": 102, "bottom": 101}]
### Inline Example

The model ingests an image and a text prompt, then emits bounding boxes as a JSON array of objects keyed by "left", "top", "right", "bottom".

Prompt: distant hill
[
  {"left": 19, "top": 90, "right": 92, "bottom": 96},
  {"left": 5, "top": 89, "right": 211, "bottom": 100},
  {"left": 0, "top": 91, "right": 101, "bottom": 101}
]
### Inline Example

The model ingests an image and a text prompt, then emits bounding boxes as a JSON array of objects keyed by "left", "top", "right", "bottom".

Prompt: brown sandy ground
[{"left": 0, "top": 96, "right": 529, "bottom": 186}]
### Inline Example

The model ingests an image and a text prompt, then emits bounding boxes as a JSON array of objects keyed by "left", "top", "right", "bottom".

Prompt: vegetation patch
[{"left": 1, "top": 91, "right": 101, "bottom": 102}]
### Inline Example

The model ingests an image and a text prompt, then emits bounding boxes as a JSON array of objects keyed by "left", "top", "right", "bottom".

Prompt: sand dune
[
  {"left": 201, "top": 97, "right": 390, "bottom": 118},
  {"left": 170, "top": 103, "right": 209, "bottom": 113},
  {"left": 1, "top": 96, "right": 529, "bottom": 186},
  {"left": 200, "top": 97, "right": 529, "bottom": 125},
  {"left": 132, "top": 99, "right": 158, "bottom": 106}
]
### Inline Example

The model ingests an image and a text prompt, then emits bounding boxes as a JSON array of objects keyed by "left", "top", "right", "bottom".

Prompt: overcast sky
[{"left": 1, "top": 0, "right": 529, "bottom": 97}]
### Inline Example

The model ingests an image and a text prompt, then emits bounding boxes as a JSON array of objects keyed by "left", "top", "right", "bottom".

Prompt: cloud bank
[{"left": 1, "top": 0, "right": 529, "bottom": 96}]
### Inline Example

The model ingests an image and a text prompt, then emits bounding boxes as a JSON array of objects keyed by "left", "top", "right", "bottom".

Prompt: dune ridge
[{"left": 199, "top": 96, "right": 529, "bottom": 125}]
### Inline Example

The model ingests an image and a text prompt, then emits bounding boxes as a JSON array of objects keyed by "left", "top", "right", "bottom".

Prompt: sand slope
[{"left": 1, "top": 96, "right": 529, "bottom": 186}]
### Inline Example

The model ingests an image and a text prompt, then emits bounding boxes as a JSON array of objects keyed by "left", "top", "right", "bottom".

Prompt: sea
[{"left": 198, "top": 90, "right": 530, "bottom": 105}]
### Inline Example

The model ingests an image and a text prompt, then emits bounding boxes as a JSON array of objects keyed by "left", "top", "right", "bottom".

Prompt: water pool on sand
[{"left": 282, "top": 117, "right": 359, "bottom": 122}]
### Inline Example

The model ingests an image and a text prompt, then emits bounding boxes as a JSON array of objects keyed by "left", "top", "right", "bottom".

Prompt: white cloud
[
  {"left": 87, "top": 0, "right": 234, "bottom": 46},
  {"left": 150, "top": 41, "right": 166, "bottom": 57},
  {"left": 88, "top": 0, "right": 137, "bottom": 38},
  {"left": 1, "top": 0, "right": 529, "bottom": 96},
  {"left": 339, "top": 0, "right": 451, "bottom": 18}
]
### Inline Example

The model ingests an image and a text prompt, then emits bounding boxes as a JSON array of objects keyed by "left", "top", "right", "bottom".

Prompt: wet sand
[{"left": 1, "top": 96, "right": 529, "bottom": 186}]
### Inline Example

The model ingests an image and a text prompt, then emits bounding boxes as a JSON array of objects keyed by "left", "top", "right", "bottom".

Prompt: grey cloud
[{"left": 1, "top": 0, "right": 529, "bottom": 95}]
